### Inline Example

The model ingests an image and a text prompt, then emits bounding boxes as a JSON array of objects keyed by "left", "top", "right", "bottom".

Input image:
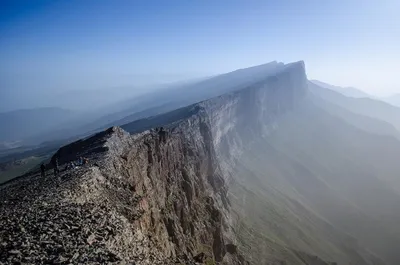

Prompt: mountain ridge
[
  {"left": 2, "top": 61, "right": 400, "bottom": 264},
  {"left": 0, "top": 60, "right": 319, "bottom": 265},
  {"left": 310, "top": 80, "right": 371, "bottom": 98},
  {"left": 309, "top": 81, "right": 400, "bottom": 131}
]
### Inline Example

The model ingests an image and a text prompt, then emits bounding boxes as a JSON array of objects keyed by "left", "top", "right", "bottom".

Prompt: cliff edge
[{"left": 0, "top": 61, "right": 308, "bottom": 264}]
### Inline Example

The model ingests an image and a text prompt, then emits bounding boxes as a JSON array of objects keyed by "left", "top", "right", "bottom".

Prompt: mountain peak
[{"left": 285, "top": 60, "right": 305, "bottom": 69}]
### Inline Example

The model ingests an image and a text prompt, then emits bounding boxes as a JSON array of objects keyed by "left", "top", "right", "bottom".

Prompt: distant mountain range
[
  {"left": 310, "top": 80, "right": 372, "bottom": 98},
  {"left": 309, "top": 82, "right": 400, "bottom": 131},
  {"left": 311, "top": 80, "right": 400, "bottom": 108}
]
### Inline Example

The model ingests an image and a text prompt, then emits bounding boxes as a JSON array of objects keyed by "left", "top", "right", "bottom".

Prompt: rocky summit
[{"left": 0, "top": 116, "right": 249, "bottom": 265}]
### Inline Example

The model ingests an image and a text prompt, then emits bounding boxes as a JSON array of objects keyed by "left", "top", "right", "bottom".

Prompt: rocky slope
[{"left": 0, "top": 120, "right": 248, "bottom": 264}]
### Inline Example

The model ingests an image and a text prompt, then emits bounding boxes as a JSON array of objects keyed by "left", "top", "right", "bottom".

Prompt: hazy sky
[{"left": 1, "top": 0, "right": 399, "bottom": 109}]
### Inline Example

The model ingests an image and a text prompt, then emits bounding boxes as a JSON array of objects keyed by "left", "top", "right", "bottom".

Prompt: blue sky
[{"left": 0, "top": 0, "right": 399, "bottom": 110}]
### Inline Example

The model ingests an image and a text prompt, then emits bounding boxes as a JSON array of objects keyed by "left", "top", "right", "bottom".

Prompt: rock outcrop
[{"left": 0, "top": 120, "right": 246, "bottom": 264}]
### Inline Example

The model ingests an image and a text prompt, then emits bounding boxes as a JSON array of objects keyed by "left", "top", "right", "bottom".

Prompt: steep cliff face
[
  {"left": 0, "top": 61, "right": 314, "bottom": 264},
  {"left": 201, "top": 61, "right": 308, "bottom": 177},
  {"left": 202, "top": 61, "right": 400, "bottom": 264}
]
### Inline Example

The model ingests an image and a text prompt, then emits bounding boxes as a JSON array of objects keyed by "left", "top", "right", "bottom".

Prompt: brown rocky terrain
[{"left": 0, "top": 121, "right": 244, "bottom": 264}]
